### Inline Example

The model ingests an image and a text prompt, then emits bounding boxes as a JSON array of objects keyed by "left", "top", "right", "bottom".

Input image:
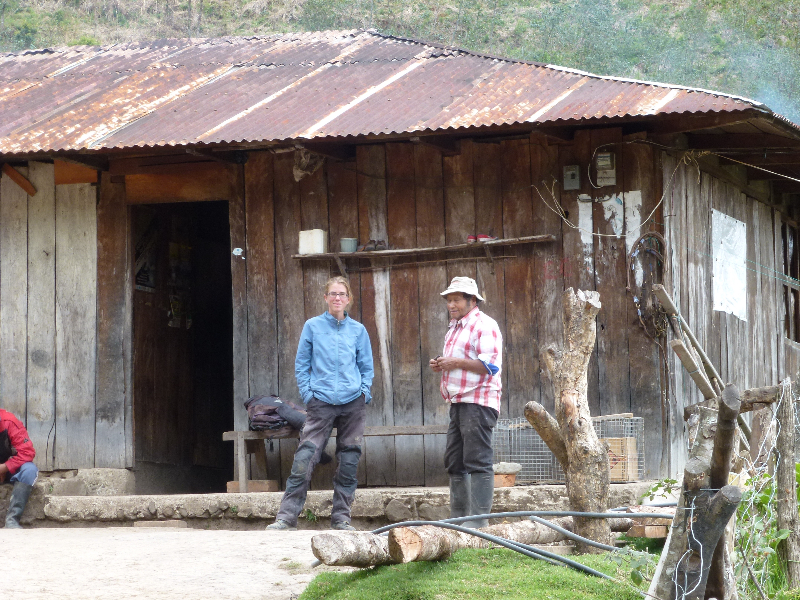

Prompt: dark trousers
[
  {"left": 444, "top": 402, "right": 498, "bottom": 475},
  {"left": 276, "top": 396, "right": 366, "bottom": 526}
]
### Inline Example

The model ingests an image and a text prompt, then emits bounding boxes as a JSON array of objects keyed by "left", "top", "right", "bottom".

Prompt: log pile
[{"left": 311, "top": 518, "right": 572, "bottom": 567}]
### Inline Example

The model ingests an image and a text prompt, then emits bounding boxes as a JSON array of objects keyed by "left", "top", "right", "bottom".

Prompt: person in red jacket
[{"left": 0, "top": 409, "right": 37, "bottom": 528}]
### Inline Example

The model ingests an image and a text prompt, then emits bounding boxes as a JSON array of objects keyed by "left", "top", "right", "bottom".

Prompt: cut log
[
  {"left": 389, "top": 526, "right": 479, "bottom": 563},
  {"left": 626, "top": 525, "right": 668, "bottom": 538},
  {"left": 683, "top": 385, "right": 781, "bottom": 420},
  {"left": 528, "top": 288, "right": 610, "bottom": 553},
  {"left": 311, "top": 531, "right": 398, "bottom": 567},
  {"left": 624, "top": 505, "right": 675, "bottom": 527},
  {"left": 388, "top": 518, "right": 572, "bottom": 563},
  {"left": 314, "top": 518, "right": 574, "bottom": 567}
]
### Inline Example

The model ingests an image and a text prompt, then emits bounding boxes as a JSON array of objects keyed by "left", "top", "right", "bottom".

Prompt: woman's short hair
[
  {"left": 325, "top": 275, "right": 353, "bottom": 298},
  {"left": 462, "top": 293, "right": 481, "bottom": 304}
]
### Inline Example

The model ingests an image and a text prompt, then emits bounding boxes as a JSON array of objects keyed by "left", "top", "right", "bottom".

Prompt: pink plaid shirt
[{"left": 439, "top": 306, "right": 503, "bottom": 412}]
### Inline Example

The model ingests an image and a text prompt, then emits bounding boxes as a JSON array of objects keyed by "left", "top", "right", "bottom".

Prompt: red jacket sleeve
[{"left": 3, "top": 416, "right": 35, "bottom": 475}]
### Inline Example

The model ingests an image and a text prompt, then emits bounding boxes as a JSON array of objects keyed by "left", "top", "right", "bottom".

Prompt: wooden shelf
[{"left": 292, "top": 234, "right": 556, "bottom": 274}]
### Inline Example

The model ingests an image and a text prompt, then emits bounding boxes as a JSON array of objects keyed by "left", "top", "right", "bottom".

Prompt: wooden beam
[
  {"left": 669, "top": 339, "right": 716, "bottom": 399},
  {"left": 410, "top": 135, "right": 460, "bottom": 156},
  {"left": 52, "top": 153, "right": 109, "bottom": 172},
  {"left": 2, "top": 163, "right": 36, "bottom": 195},
  {"left": 684, "top": 384, "right": 782, "bottom": 420},
  {"left": 300, "top": 142, "right": 356, "bottom": 162},
  {"left": 688, "top": 133, "right": 800, "bottom": 150},
  {"left": 641, "top": 112, "right": 762, "bottom": 136},
  {"left": 772, "top": 180, "right": 800, "bottom": 195},
  {"left": 535, "top": 126, "right": 575, "bottom": 142},
  {"left": 719, "top": 152, "right": 800, "bottom": 166},
  {"left": 109, "top": 154, "right": 213, "bottom": 175},
  {"left": 185, "top": 148, "right": 249, "bottom": 165},
  {"left": 691, "top": 155, "right": 772, "bottom": 203},
  {"left": 54, "top": 160, "right": 98, "bottom": 185},
  {"left": 124, "top": 162, "right": 239, "bottom": 203}
]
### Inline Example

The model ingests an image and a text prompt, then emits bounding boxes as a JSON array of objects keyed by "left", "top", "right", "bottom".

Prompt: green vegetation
[
  {"left": 734, "top": 463, "right": 800, "bottom": 599},
  {"left": 299, "top": 547, "right": 652, "bottom": 600},
  {"left": 2, "top": 0, "right": 799, "bottom": 123}
]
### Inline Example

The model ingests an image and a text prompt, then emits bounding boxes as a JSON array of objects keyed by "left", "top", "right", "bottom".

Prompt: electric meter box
[
  {"left": 595, "top": 152, "right": 616, "bottom": 187},
  {"left": 563, "top": 165, "right": 580, "bottom": 190}
]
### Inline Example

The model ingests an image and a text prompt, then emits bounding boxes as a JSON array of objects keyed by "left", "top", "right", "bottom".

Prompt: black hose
[
  {"left": 610, "top": 501, "right": 677, "bottom": 511},
  {"left": 372, "top": 520, "right": 613, "bottom": 580},
  {"left": 528, "top": 516, "right": 619, "bottom": 553},
  {"left": 371, "top": 510, "right": 674, "bottom": 530}
]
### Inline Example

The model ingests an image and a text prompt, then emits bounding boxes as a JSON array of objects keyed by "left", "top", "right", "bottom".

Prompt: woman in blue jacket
[{"left": 267, "top": 276, "right": 374, "bottom": 531}]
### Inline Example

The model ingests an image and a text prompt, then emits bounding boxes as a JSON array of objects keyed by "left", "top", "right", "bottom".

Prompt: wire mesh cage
[{"left": 492, "top": 415, "right": 645, "bottom": 484}]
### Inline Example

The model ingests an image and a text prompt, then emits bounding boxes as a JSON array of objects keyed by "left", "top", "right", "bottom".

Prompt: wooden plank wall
[
  {"left": 0, "top": 166, "right": 131, "bottom": 470},
  {"left": 10, "top": 138, "right": 799, "bottom": 481},
  {"left": 251, "top": 131, "right": 672, "bottom": 486},
  {"left": 664, "top": 155, "right": 786, "bottom": 476}
]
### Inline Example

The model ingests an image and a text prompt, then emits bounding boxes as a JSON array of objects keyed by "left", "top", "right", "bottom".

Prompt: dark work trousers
[
  {"left": 444, "top": 402, "right": 498, "bottom": 475},
  {"left": 276, "top": 396, "right": 366, "bottom": 526}
]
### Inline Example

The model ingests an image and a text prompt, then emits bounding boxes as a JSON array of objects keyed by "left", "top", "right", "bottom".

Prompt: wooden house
[{"left": 2, "top": 30, "right": 800, "bottom": 492}]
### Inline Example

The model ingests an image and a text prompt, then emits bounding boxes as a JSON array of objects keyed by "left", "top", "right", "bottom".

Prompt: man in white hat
[{"left": 429, "top": 276, "right": 503, "bottom": 528}]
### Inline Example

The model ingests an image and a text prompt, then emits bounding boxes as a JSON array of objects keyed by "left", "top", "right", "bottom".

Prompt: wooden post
[
  {"left": 650, "top": 407, "right": 716, "bottom": 600},
  {"left": 705, "top": 384, "right": 741, "bottom": 600},
  {"left": 525, "top": 288, "right": 611, "bottom": 552},
  {"left": 778, "top": 378, "right": 800, "bottom": 589}
]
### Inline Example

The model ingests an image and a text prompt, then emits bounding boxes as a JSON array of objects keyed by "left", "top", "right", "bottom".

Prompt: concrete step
[{"left": 9, "top": 478, "right": 653, "bottom": 530}]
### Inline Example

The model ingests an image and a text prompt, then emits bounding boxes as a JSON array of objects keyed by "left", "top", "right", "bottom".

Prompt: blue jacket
[{"left": 295, "top": 311, "right": 374, "bottom": 405}]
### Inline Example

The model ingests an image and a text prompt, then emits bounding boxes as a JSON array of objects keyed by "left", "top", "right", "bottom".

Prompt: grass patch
[{"left": 300, "top": 548, "right": 646, "bottom": 600}]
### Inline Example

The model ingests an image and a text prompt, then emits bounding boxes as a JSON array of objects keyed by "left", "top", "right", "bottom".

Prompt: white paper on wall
[{"left": 712, "top": 209, "right": 747, "bottom": 321}]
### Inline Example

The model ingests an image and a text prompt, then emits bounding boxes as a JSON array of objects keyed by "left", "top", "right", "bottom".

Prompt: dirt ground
[{"left": 6, "top": 527, "right": 356, "bottom": 599}]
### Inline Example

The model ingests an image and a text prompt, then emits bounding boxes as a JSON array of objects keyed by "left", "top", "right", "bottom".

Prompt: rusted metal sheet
[{"left": 0, "top": 30, "right": 779, "bottom": 155}]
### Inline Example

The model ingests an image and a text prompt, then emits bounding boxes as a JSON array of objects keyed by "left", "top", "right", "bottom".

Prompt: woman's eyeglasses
[{"left": 327, "top": 292, "right": 349, "bottom": 298}]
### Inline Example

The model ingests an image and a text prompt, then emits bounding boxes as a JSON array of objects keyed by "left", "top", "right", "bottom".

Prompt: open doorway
[{"left": 131, "top": 201, "right": 234, "bottom": 493}]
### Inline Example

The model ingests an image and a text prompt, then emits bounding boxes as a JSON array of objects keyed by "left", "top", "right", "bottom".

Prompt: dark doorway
[{"left": 132, "top": 201, "right": 234, "bottom": 493}]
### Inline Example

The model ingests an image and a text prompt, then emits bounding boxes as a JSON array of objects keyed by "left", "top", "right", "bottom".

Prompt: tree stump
[{"left": 524, "top": 288, "right": 611, "bottom": 552}]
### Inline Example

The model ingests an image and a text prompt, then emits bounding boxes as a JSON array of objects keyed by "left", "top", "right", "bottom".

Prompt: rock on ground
[{"left": 3, "top": 527, "right": 354, "bottom": 600}]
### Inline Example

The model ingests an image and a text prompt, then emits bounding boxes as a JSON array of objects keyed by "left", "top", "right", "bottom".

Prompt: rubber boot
[
  {"left": 468, "top": 472, "right": 494, "bottom": 529},
  {"left": 5, "top": 481, "right": 33, "bottom": 529},
  {"left": 449, "top": 474, "right": 471, "bottom": 520}
]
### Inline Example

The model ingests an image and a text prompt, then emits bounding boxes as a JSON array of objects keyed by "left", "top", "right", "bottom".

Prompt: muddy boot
[
  {"left": 5, "top": 482, "right": 33, "bottom": 529},
  {"left": 449, "top": 474, "right": 471, "bottom": 521},
  {"left": 468, "top": 472, "right": 494, "bottom": 529}
]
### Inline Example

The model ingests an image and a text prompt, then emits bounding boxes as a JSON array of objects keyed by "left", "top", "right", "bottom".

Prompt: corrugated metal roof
[{"left": 0, "top": 29, "right": 784, "bottom": 155}]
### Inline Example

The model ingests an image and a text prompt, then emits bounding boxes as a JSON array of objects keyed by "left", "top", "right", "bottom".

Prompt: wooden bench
[{"left": 223, "top": 425, "right": 449, "bottom": 492}]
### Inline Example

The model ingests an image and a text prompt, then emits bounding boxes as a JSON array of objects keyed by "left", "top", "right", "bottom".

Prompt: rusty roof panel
[{"left": 0, "top": 30, "right": 788, "bottom": 155}]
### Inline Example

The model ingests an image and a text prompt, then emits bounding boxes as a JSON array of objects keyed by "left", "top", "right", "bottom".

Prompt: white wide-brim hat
[{"left": 440, "top": 276, "right": 484, "bottom": 302}]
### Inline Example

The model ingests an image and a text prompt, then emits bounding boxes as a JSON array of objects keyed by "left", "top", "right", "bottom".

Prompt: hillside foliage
[{"left": 2, "top": 0, "right": 799, "bottom": 123}]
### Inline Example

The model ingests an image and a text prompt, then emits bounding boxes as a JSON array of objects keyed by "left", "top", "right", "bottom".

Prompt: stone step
[{"left": 9, "top": 480, "right": 653, "bottom": 530}]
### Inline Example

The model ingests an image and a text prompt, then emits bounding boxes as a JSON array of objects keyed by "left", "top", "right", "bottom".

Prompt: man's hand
[
  {"left": 0, "top": 463, "right": 8, "bottom": 483},
  {"left": 432, "top": 356, "right": 488, "bottom": 375},
  {"left": 434, "top": 356, "right": 463, "bottom": 372}
]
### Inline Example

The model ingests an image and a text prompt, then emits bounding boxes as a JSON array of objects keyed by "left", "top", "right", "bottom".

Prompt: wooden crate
[{"left": 603, "top": 437, "right": 639, "bottom": 482}]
